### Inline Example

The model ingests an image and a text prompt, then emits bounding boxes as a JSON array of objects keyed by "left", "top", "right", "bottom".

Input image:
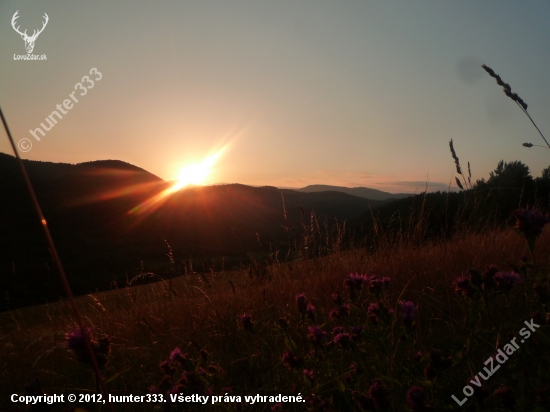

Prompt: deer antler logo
[{"left": 11, "top": 10, "right": 49, "bottom": 54}]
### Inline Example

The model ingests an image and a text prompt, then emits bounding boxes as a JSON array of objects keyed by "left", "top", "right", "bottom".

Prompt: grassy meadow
[{"left": 2, "top": 211, "right": 550, "bottom": 411}]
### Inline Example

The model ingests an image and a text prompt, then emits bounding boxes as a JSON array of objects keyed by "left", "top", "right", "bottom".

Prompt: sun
[{"left": 173, "top": 148, "right": 226, "bottom": 190}]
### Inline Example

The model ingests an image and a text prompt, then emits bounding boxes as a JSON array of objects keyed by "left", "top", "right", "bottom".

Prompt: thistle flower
[
  {"left": 307, "top": 325, "right": 328, "bottom": 345},
  {"left": 160, "top": 360, "right": 176, "bottom": 376},
  {"left": 306, "top": 304, "right": 316, "bottom": 321},
  {"left": 454, "top": 276, "right": 476, "bottom": 297},
  {"left": 282, "top": 351, "right": 304, "bottom": 369},
  {"left": 333, "top": 333, "right": 352, "bottom": 347},
  {"left": 494, "top": 271, "right": 522, "bottom": 293},
  {"left": 512, "top": 206, "right": 549, "bottom": 239},
  {"left": 344, "top": 273, "right": 368, "bottom": 292},
  {"left": 368, "top": 276, "right": 391, "bottom": 295},
  {"left": 332, "top": 291, "right": 343, "bottom": 305},
  {"left": 368, "top": 380, "right": 390, "bottom": 410},
  {"left": 240, "top": 313, "right": 254, "bottom": 331},
  {"left": 65, "top": 325, "right": 110, "bottom": 369},
  {"left": 303, "top": 368, "right": 314, "bottom": 382},
  {"left": 65, "top": 326, "right": 93, "bottom": 364},
  {"left": 296, "top": 293, "right": 308, "bottom": 314},
  {"left": 401, "top": 301, "right": 417, "bottom": 327}
]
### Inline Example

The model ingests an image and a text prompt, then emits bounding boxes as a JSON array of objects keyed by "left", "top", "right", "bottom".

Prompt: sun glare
[{"left": 173, "top": 147, "right": 226, "bottom": 191}]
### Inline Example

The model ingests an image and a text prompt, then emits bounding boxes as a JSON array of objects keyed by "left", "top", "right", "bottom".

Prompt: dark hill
[
  {"left": 0, "top": 153, "right": 390, "bottom": 309},
  {"left": 296, "top": 184, "right": 411, "bottom": 201}
]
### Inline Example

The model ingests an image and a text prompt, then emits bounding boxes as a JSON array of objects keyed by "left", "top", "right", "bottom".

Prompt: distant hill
[
  {"left": 296, "top": 185, "right": 411, "bottom": 201},
  {"left": 0, "top": 153, "right": 392, "bottom": 309}
]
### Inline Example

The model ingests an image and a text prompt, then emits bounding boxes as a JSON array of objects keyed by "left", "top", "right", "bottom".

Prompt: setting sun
[{"left": 173, "top": 145, "right": 228, "bottom": 191}]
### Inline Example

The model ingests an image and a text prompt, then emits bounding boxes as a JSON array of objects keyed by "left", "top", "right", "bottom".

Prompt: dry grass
[{"left": 2, "top": 222, "right": 549, "bottom": 411}]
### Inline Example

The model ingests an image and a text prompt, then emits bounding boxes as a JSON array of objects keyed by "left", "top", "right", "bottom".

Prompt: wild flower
[
  {"left": 240, "top": 313, "right": 254, "bottom": 331},
  {"left": 307, "top": 325, "right": 328, "bottom": 345},
  {"left": 303, "top": 369, "right": 314, "bottom": 382},
  {"left": 200, "top": 349, "right": 209, "bottom": 360},
  {"left": 333, "top": 326, "right": 345, "bottom": 335},
  {"left": 306, "top": 304, "right": 316, "bottom": 321},
  {"left": 160, "top": 360, "right": 176, "bottom": 376},
  {"left": 454, "top": 276, "right": 476, "bottom": 297},
  {"left": 65, "top": 325, "right": 110, "bottom": 369},
  {"left": 332, "top": 291, "right": 343, "bottom": 305},
  {"left": 296, "top": 293, "right": 308, "bottom": 314},
  {"left": 282, "top": 351, "right": 304, "bottom": 369},
  {"left": 367, "top": 302, "right": 381, "bottom": 324},
  {"left": 368, "top": 380, "right": 390, "bottom": 410},
  {"left": 512, "top": 206, "right": 550, "bottom": 239},
  {"left": 345, "top": 273, "right": 369, "bottom": 298},
  {"left": 494, "top": 271, "right": 522, "bottom": 293},
  {"left": 401, "top": 301, "right": 417, "bottom": 327},
  {"left": 333, "top": 333, "right": 352, "bottom": 347},
  {"left": 368, "top": 276, "right": 391, "bottom": 295}
]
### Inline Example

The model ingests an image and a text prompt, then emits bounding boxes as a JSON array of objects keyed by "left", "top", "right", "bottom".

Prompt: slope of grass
[{"left": 2, "top": 222, "right": 550, "bottom": 411}]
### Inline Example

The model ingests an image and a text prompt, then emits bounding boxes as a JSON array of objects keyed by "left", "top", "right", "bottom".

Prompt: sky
[{"left": 1, "top": 1, "right": 549, "bottom": 193}]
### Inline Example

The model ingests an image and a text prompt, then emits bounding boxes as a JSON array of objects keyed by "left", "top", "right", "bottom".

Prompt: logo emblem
[{"left": 11, "top": 10, "right": 49, "bottom": 54}]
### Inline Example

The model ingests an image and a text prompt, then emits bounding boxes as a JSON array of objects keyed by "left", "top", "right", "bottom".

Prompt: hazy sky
[{"left": 1, "top": 1, "right": 549, "bottom": 193}]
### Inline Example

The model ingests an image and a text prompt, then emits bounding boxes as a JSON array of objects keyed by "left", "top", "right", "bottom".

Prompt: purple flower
[
  {"left": 368, "top": 380, "right": 390, "bottom": 409},
  {"left": 307, "top": 325, "right": 328, "bottom": 345},
  {"left": 344, "top": 273, "right": 369, "bottom": 292},
  {"left": 170, "top": 347, "right": 183, "bottom": 362},
  {"left": 406, "top": 386, "right": 426, "bottom": 411},
  {"left": 454, "top": 276, "right": 476, "bottom": 297},
  {"left": 160, "top": 360, "right": 176, "bottom": 376},
  {"left": 338, "top": 303, "right": 351, "bottom": 317},
  {"left": 282, "top": 351, "right": 304, "bottom": 369},
  {"left": 65, "top": 326, "right": 93, "bottom": 362},
  {"left": 332, "top": 291, "right": 343, "bottom": 305},
  {"left": 512, "top": 206, "right": 550, "bottom": 239},
  {"left": 333, "top": 326, "right": 345, "bottom": 335},
  {"left": 240, "top": 313, "right": 254, "bottom": 331},
  {"left": 306, "top": 304, "right": 316, "bottom": 321},
  {"left": 65, "top": 325, "right": 110, "bottom": 368},
  {"left": 401, "top": 301, "right": 417, "bottom": 326},
  {"left": 334, "top": 333, "right": 352, "bottom": 347},
  {"left": 494, "top": 271, "right": 522, "bottom": 293},
  {"left": 303, "top": 368, "right": 314, "bottom": 382},
  {"left": 296, "top": 293, "right": 308, "bottom": 314},
  {"left": 369, "top": 276, "right": 391, "bottom": 295},
  {"left": 367, "top": 302, "right": 380, "bottom": 323}
]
